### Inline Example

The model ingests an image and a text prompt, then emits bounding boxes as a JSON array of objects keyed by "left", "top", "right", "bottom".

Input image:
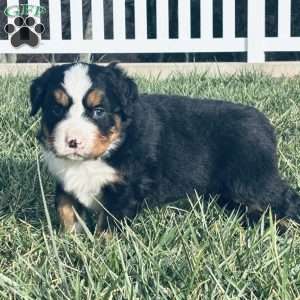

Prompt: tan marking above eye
[
  {"left": 54, "top": 89, "right": 69, "bottom": 107},
  {"left": 86, "top": 89, "right": 104, "bottom": 107}
]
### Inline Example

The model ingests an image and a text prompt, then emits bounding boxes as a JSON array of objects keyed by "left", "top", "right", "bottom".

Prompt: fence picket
[
  {"left": 113, "top": 0, "right": 126, "bottom": 40},
  {"left": 247, "top": 0, "right": 265, "bottom": 63},
  {"left": 178, "top": 0, "right": 191, "bottom": 39},
  {"left": 48, "top": 0, "right": 62, "bottom": 41},
  {"left": 70, "top": 0, "right": 83, "bottom": 40},
  {"left": 223, "top": 0, "right": 235, "bottom": 38},
  {"left": 134, "top": 0, "right": 147, "bottom": 40},
  {"left": 27, "top": 0, "right": 41, "bottom": 24},
  {"left": 156, "top": 0, "right": 169, "bottom": 40},
  {"left": 91, "top": 0, "right": 104, "bottom": 40},
  {"left": 201, "top": 0, "right": 213, "bottom": 39},
  {"left": 5, "top": 0, "right": 20, "bottom": 19},
  {"left": 278, "top": 0, "right": 291, "bottom": 38}
]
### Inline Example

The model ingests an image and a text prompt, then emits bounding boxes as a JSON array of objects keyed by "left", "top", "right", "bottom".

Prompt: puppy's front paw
[{"left": 60, "top": 221, "right": 83, "bottom": 234}]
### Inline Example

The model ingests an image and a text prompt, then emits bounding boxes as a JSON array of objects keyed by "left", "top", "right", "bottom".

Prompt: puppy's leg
[
  {"left": 55, "top": 185, "right": 85, "bottom": 233},
  {"left": 95, "top": 209, "right": 107, "bottom": 233},
  {"left": 98, "top": 185, "right": 142, "bottom": 233},
  {"left": 220, "top": 117, "right": 300, "bottom": 223},
  {"left": 227, "top": 172, "right": 300, "bottom": 225},
  {"left": 262, "top": 178, "right": 300, "bottom": 223},
  {"left": 94, "top": 210, "right": 113, "bottom": 240}
]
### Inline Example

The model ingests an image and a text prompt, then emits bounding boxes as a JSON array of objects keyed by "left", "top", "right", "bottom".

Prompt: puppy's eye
[
  {"left": 52, "top": 104, "right": 65, "bottom": 117},
  {"left": 93, "top": 107, "right": 105, "bottom": 119}
]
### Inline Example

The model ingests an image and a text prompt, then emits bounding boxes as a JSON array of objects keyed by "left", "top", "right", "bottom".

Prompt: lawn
[{"left": 1, "top": 71, "right": 300, "bottom": 300}]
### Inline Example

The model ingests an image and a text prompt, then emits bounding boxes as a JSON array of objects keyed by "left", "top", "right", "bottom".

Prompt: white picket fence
[{"left": 0, "top": 0, "right": 299, "bottom": 63}]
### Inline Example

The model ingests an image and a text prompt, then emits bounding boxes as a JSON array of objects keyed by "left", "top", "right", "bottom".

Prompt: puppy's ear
[
  {"left": 30, "top": 66, "right": 59, "bottom": 116},
  {"left": 30, "top": 76, "right": 45, "bottom": 116},
  {"left": 105, "top": 62, "right": 138, "bottom": 116}
]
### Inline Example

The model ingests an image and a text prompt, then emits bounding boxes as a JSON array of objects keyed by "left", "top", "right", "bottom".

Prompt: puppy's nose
[
  {"left": 66, "top": 133, "right": 83, "bottom": 149},
  {"left": 68, "top": 139, "right": 78, "bottom": 149}
]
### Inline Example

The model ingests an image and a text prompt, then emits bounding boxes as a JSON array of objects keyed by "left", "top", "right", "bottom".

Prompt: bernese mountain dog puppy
[{"left": 30, "top": 62, "right": 300, "bottom": 233}]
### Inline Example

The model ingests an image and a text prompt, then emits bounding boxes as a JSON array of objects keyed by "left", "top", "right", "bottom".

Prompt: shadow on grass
[
  {"left": 0, "top": 157, "right": 58, "bottom": 228},
  {"left": 0, "top": 155, "right": 276, "bottom": 233}
]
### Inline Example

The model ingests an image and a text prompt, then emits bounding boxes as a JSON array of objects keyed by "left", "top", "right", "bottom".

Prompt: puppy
[{"left": 30, "top": 62, "right": 300, "bottom": 233}]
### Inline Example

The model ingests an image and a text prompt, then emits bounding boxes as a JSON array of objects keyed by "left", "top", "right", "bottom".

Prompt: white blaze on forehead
[
  {"left": 52, "top": 63, "right": 99, "bottom": 158},
  {"left": 63, "top": 63, "right": 92, "bottom": 118}
]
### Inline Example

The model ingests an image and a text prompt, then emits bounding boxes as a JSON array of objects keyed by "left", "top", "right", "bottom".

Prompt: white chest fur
[{"left": 42, "top": 150, "right": 118, "bottom": 209}]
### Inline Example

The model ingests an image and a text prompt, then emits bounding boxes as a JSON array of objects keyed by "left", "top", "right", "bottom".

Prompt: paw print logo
[{"left": 4, "top": 16, "right": 44, "bottom": 48}]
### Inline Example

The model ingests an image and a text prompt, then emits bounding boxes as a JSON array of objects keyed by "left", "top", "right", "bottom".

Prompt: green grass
[{"left": 1, "top": 71, "right": 300, "bottom": 299}]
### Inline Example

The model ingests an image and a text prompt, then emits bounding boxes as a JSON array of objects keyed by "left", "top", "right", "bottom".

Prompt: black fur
[
  {"left": 103, "top": 93, "right": 300, "bottom": 224},
  {"left": 31, "top": 63, "right": 300, "bottom": 230}
]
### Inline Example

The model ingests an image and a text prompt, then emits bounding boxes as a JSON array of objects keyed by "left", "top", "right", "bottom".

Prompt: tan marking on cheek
[
  {"left": 86, "top": 89, "right": 104, "bottom": 107},
  {"left": 56, "top": 193, "right": 78, "bottom": 232},
  {"left": 89, "top": 114, "right": 122, "bottom": 158},
  {"left": 91, "top": 135, "right": 111, "bottom": 156},
  {"left": 54, "top": 89, "right": 69, "bottom": 107}
]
